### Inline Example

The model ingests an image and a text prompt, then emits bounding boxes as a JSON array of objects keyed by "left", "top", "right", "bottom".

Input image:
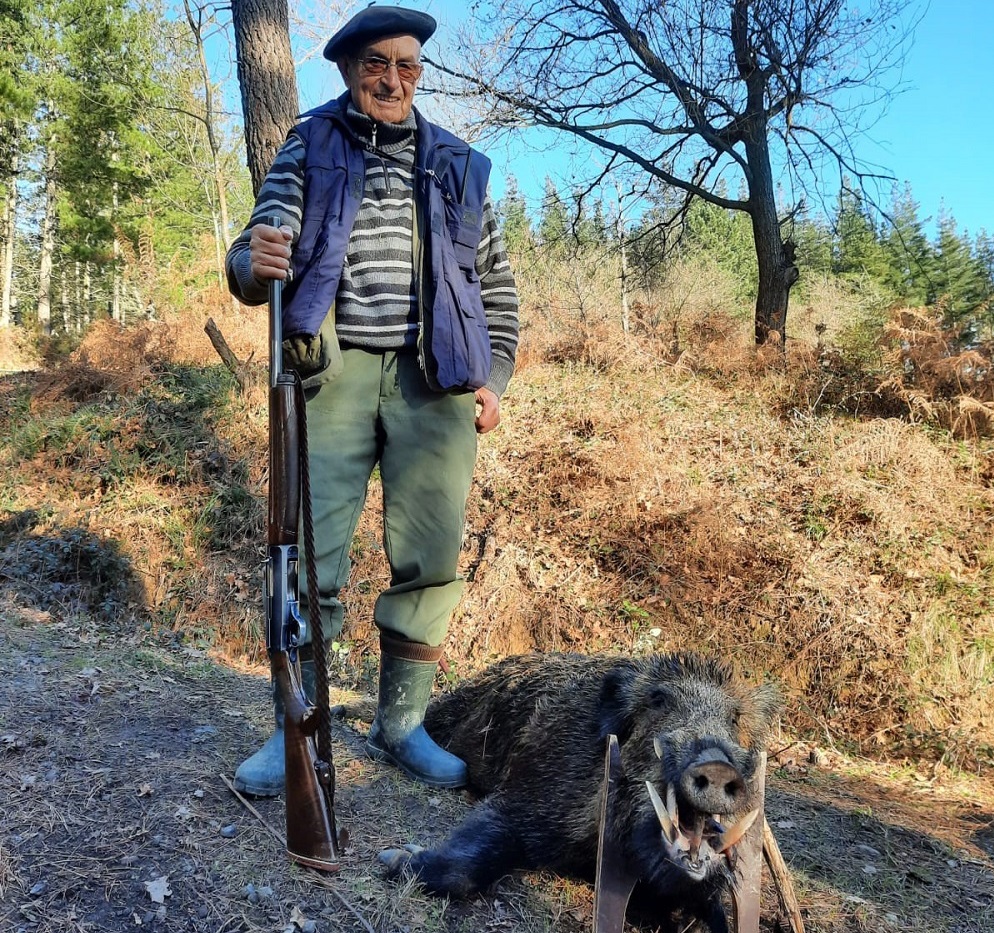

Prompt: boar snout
[{"left": 679, "top": 749, "right": 747, "bottom": 815}]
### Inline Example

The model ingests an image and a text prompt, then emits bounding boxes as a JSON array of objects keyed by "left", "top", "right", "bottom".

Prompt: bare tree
[
  {"left": 183, "top": 0, "right": 235, "bottom": 282},
  {"left": 230, "top": 0, "right": 299, "bottom": 195},
  {"left": 433, "top": 0, "right": 920, "bottom": 345}
]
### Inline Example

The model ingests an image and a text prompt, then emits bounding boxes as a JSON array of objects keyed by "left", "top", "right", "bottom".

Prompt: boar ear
[
  {"left": 743, "top": 682, "right": 782, "bottom": 739},
  {"left": 597, "top": 667, "right": 638, "bottom": 745}
]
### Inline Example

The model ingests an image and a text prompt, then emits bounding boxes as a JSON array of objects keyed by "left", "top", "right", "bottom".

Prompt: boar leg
[{"left": 386, "top": 796, "right": 525, "bottom": 898}]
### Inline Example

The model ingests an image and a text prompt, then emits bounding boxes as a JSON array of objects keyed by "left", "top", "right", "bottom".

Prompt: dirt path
[{"left": 1, "top": 608, "right": 992, "bottom": 933}]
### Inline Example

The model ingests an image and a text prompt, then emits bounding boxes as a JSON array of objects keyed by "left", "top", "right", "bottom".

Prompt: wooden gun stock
[
  {"left": 267, "top": 218, "right": 340, "bottom": 873},
  {"left": 274, "top": 652, "right": 340, "bottom": 870}
]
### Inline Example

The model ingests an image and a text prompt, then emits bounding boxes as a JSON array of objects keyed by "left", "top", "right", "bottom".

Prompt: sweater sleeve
[
  {"left": 225, "top": 135, "right": 307, "bottom": 306},
  {"left": 476, "top": 194, "right": 520, "bottom": 397}
]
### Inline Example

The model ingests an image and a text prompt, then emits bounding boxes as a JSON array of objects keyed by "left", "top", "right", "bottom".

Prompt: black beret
[{"left": 323, "top": 6, "right": 437, "bottom": 61}]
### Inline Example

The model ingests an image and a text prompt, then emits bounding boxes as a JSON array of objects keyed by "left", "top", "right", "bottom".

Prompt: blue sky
[
  {"left": 856, "top": 0, "right": 994, "bottom": 240},
  {"left": 293, "top": 1, "right": 992, "bottom": 242}
]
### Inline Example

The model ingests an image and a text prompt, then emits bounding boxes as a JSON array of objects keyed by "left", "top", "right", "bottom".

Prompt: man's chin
[{"left": 370, "top": 102, "right": 408, "bottom": 122}]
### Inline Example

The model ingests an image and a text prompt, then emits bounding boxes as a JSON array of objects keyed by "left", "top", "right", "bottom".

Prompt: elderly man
[{"left": 226, "top": 6, "right": 519, "bottom": 794}]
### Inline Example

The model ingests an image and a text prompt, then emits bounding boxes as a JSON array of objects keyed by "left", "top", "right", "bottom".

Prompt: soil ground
[{"left": 1, "top": 604, "right": 992, "bottom": 933}]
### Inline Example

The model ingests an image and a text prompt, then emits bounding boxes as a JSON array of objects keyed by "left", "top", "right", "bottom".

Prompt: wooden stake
[{"left": 762, "top": 819, "right": 806, "bottom": 933}]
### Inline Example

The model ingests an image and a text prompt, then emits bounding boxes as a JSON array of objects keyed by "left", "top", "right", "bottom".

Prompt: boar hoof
[{"left": 379, "top": 843, "right": 425, "bottom": 875}]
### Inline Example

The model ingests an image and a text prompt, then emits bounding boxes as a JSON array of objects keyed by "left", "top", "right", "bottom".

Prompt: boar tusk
[
  {"left": 665, "top": 784, "right": 679, "bottom": 827},
  {"left": 715, "top": 808, "right": 760, "bottom": 854},
  {"left": 645, "top": 780, "right": 676, "bottom": 843},
  {"left": 653, "top": 737, "right": 663, "bottom": 759}
]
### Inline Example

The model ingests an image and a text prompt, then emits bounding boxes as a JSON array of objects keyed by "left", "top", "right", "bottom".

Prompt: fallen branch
[
  {"left": 220, "top": 772, "right": 284, "bottom": 846},
  {"left": 205, "top": 317, "right": 250, "bottom": 392},
  {"left": 221, "top": 773, "right": 375, "bottom": 933}
]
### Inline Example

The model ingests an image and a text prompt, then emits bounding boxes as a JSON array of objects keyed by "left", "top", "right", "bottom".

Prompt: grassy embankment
[{"left": 2, "top": 259, "right": 993, "bottom": 774}]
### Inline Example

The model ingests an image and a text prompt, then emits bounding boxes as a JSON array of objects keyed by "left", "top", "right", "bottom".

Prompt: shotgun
[{"left": 266, "top": 218, "right": 340, "bottom": 872}]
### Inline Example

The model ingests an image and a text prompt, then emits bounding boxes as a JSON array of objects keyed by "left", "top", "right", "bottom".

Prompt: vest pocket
[{"left": 431, "top": 236, "right": 491, "bottom": 391}]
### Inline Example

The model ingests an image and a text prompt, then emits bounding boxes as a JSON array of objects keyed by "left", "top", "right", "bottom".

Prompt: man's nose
[{"left": 378, "top": 65, "right": 402, "bottom": 89}]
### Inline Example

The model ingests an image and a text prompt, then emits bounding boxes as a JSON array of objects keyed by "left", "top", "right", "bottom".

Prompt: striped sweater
[{"left": 226, "top": 105, "right": 519, "bottom": 396}]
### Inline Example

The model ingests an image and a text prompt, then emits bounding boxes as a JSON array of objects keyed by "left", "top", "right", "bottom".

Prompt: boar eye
[{"left": 649, "top": 686, "right": 674, "bottom": 708}]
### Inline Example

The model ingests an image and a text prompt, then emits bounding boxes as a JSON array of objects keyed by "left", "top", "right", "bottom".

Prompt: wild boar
[{"left": 381, "top": 652, "right": 780, "bottom": 932}]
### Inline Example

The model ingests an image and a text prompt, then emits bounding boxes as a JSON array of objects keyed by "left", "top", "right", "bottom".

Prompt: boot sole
[
  {"left": 366, "top": 739, "right": 467, "bottom": 789},
  {"left": 231, "top": 777, "right": 285, "bottom": 798}
]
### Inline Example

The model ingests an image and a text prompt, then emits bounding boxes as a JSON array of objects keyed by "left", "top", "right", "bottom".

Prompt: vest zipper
[{"left": 414, "top": 192, "right": 426, "bottom": 374}]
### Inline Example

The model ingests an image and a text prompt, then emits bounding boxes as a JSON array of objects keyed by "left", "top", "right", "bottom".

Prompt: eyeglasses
[{"left": 357, "top": 56, "right": 423, "bottom": 82}]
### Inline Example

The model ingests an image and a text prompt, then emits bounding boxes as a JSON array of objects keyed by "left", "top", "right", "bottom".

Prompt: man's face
[{"left": 339, "top": 34, "right": 422, "bottom": 124}]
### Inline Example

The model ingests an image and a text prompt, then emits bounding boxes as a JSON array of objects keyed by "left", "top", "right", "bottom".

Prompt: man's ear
[{"left": 337, "top": 58, "right": 350, "bottom": 84}]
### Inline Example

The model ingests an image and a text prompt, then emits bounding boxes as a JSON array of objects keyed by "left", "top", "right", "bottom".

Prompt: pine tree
[
  {"left": 1, "top": 0, "right": 35, "bottom": 327},
  {"left": 537, "top": 178, "right": 570, "bottom": 253},
  {"left": 931, "top": 209, "right": 987, "bottom": 331},
  {"left": 973, "top": 230, "right": 994, "bottom": 339},
  {"left": 682, "top": 196, "right": 757, "bottom": 299},
  {"left": 834, "top": 183, "right": 890, "bottom": 284},
  {"left": 16, "top": 0, "right": 163, "bottom": 331},
  {"left": 791, "top": 213, "right": 834, "bottom": 280},
  {"left": 881, "top": 182, "right": 933, "bottom": 305},
  {"left": 497, "top": 175, "right": 533, "bottom": 253}
]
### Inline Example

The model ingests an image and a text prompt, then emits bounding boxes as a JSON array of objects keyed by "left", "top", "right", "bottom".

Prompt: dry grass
[
  {"left": 4, "top": 276, "right": 994, "bottom": 771},
  {"left": 0, "top": 324, "right": 42, "bottom": 373}
]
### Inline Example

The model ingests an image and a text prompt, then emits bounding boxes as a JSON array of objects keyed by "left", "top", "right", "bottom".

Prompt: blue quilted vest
[{"left": 283, "top": 93, "right": 493, "bottom": 392}]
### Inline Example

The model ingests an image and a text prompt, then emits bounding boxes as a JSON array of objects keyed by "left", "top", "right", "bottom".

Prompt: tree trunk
[
  {"left": 743, "top": 130, "right": 798, "bottom": 347},
  {"left": 112, "top": 145, "right": 122, "bottom": 323},
  {"left": 230, "top": 0, "right": 300, "bottom": 196},
  {"left": 60, "top": 270, "right": 68, "bottom": 333},
  {"left": 185, "top": 0, "right": 234, "bottom": 276},
  {"left": 82, "top": 260, "right": 92, "bottom": 327},
  {"left": 1, "top": 150, "right": 17, "bottom": 329},
  {"left": 614, "top": 191, "right": 630, "bottom": 337},
  {"left": 37, "top": 140, "right": 57, "bottom": 337}
]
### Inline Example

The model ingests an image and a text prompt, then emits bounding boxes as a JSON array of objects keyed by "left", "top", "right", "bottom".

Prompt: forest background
[{"left": 3, "top": 0, "right": 994, "bottom": 767}]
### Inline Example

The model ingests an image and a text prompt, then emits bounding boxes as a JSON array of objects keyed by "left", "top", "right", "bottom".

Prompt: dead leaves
[{"left": 143, "top": 875, "right": 171, "bottom": 904}]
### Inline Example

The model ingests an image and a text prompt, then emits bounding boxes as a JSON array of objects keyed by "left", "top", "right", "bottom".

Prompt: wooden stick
[
  {"left": 220, "top": 772, "right": 284, "bottom": 846},
  {"left": 205, "top": 317, "right": 247, "bottom": 392},
  {"left": 762, "top": 819, "right": 805, "bottom": 933}
]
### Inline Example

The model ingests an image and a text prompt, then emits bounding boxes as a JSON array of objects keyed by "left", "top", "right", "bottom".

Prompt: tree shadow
[
  {"left": 0, "top": 509, "right": 143, "bottom": 627},
  {"left": 0, "top": 362, "right": 264, "bottom": 650},
  {"left": 767, "top": 768, "right": 994, "bottom": 931}
]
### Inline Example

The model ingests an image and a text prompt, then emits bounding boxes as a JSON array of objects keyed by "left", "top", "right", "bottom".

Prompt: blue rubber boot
[
  {"left": 366, "top": 636, "right": 467, "bottom": 789},
  {"left": 233, "top": 658, "right": 316, "bottom": 797}
]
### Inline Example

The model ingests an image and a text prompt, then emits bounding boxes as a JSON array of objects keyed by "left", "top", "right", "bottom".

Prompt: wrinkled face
[{"left": 338, "top": 34, "right": 422, "bottom": 124}]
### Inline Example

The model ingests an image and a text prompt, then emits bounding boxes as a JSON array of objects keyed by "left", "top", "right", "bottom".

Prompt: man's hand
[
  {"left": 250, "top": 223, "right": 293, "bottom": 281},
  {"left": 474, "top": 387, "right": 500, "bottom": 434}
]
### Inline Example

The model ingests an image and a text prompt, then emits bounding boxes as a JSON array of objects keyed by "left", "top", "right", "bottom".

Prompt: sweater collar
[{"left": 345, "top": 100, "right": 416, "bottom": 154}]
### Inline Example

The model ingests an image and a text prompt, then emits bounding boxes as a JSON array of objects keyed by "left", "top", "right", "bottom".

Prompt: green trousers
[{"left": 298, "top": 348, "right": 477, "bottom": 648}]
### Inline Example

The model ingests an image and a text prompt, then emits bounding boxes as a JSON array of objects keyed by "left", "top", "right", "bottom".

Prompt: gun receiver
[{"left": 265, "top": 217, "right": 340, "bottom": 872}]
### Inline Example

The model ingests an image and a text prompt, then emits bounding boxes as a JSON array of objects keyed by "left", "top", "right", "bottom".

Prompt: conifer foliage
[{"left": 0, "top": 0, "right": 252, "bottom": 339}]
